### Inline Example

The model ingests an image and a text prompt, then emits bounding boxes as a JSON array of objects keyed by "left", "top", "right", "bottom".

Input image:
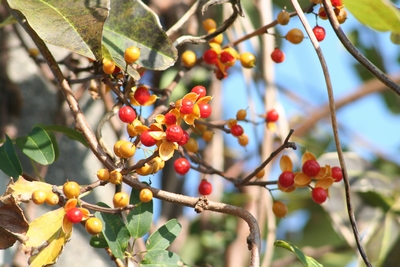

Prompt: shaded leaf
[
  {"left": 7, "top": 177, "right": 53, "bottom": 204},
  {"left": 140, "top": 250, "right": 184, "bottom": 267},
  {"left": 146, "top": 219, "right": 181, "bottom": 251},
  {"left": 90, "top": 233, "right": 108, "bottom": 248},
  {"left": 0, "top": 135, "right": 22, "bottom": 178},
  {"left": 343, "top": 0, "right": 400, "bottom": 33},
  {"left": 95, "top": 202, "right": 130, "bottom": 260},
  {"left": 16, "top": 127, "right": 55, "bottom": 165},
  {"left": 38, "top": 124, "right": 88, "bottom": 148},
  {"left": 103, "top": 0, "right": 177, "bottom": 71},
  {"left": 0, "top": 193, "right": 29, "bottom": 249},
  {"left": 0, "top": 15, "right": 17, "bottom": 28},
  {"left": 8, "top": 0, "right": 110, "bottom": 60},
  {"left": 274, "top": 240, "right": 323, "bottom": 267},
  {"left": 127, "top": 189, "right": 153, "bottom": 238},
  {"left": 23, "top": 207, "right": 71, "bottom": 267}
]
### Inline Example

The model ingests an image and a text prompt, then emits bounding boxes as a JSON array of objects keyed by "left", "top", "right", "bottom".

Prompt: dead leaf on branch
[
  {"left": 0, "top": 193, "right": 29, "bottom": 249},
  {"left": 6, "top": 176, "right": 54, "bottom": 204}
]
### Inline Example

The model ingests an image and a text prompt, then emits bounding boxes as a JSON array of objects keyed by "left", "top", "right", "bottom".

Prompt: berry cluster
[{"left": 272, "top": 151, "right": 343, "bottom": 217}]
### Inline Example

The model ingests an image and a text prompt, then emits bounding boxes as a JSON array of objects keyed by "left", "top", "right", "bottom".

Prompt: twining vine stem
[{"left": 291, "top": 1, "right": 372, "bottom": 266}]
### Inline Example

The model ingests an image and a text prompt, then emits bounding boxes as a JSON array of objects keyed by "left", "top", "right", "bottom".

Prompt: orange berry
[
  {"left": 139, "top": 188, "right": 153, "bottom": 202},
  {"left": 113, "top": 192, "right": 129, "bottom": 208},
  {"left": 273, "top": 201, "right": 288, "bottom": 218},
  {"left": 97, "top": 168, "right": 110, "bottom": 181},
  {"left": 109, "top": 170, "right": 122, "bottom": 185},
  {"left": 63, "top": 181, "right": 80, "bottom": 199},
  {"left": 181, "top": 50, "right": 197, "bottom": 68},
  {"left": 124, "top": 46, "right": 140, "bottom": 64},
  {"left": 240, "top": 52, "right": 256, "bottom": 68},
  {"left": 277, "top": 10, "right": 290, "bottom": 25},
  {"left": 31, "top": 190, "right": 47, "bottom": 205},
  {"left": 45, "top": 192, "right": 59, "bottom": 206},
  {"left": 286, "top": 28, "right": 304, "bottom": 44},
  {"left": 102, "top": 58, "right": 116, "bottom": 74},
  {"left": 202, "top": 18, "right": 217, "bottom": 31},
  {"left": 202, "top": 130, "right": 214, "bottom": 142},
  {"left": 85, "top": 218, "right": 103, "bottom": 235}
]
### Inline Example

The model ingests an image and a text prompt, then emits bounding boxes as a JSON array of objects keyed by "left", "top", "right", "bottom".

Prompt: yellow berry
[
  {"left": 102, "top": 58, "right": 116, "bottom": 74},
  {"left": 236, "top": 109, "right": 247, "bottom": 120},
  {"left": 185, "top": 137, "right": 199, "bottom": 153},
  {"left": 139, "top": 188, "right": 153, "bottom": 203},
  {"left": 85, "top": 218, "right": 103, "bottom": 235},
  {"left": 273, "top": 201, "right": 288, "bottom": 218},
  {"left": 136, "top": 163, "right": 153, "bottom": 176},
  {"left": 202, "top": 130, "right": 214, "bottom": 142},
  {"left": 286, "top": 28, "right": 304, "bottom": 44},
  {"left": 240, "top": 52, "right": 256, "bottom": 68},
  {"left": 63, "top": 181, "right": 80, "bottom": 199},
  {"left": 28, "top": 48, "right": 40, "bottom": 57},
  {"left": 31, "top": 190, "right": 47, "bottom": 205},
  {"left": 109, "top": 170, "right": 122, "bottom": 185},
  {"left": 181, "top": 50, "right": 197, "bottom": 68},
  {"left": 238, "top": 134, "right": 249, "bottom": 146},
  {"left": 202, "top": 18, "right": 217, "bottom": 31},
  {"left": 124, "top": 46, "right": 140, "bottom": 64},
  {"left": 118, "top": 141, "right": 136, "bottom": 159},
  {"left": 208, "top": 29, "right": 223, "bottom": 45},
  {"left": 113, "top": 192, "right": 129, "bottom": 208},
  {"left": 45, "top": 192, "right": 59, "bottom": 206},
  {"left": 255, "top": 169, "right": 265, "bottom": 179},
  {"left": 97, "top": 168, "right": 110, "bottom": 181},
  {"left": 277, "top": 10, "right": 290, "bottom": 25},
  {"left": 227, "top": 119, "right": 237, "bottom": 128},
  {"left": 113, "top": 140, "right": 126, "bottom": 158}
]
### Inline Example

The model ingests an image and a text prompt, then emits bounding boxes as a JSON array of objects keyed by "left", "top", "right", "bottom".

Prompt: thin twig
[
  {"left": 292, "top": 1, "right": 372, "bottom": 266},
  {"left": 166, "top": 0, "right": 202, "bottom": 37}
]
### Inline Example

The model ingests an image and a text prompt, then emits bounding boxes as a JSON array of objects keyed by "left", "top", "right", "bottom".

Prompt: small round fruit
[
  {"left": 313, "top": 25, "right": 326, "bottom": 42},
  {"left": 109, "top": 170, "right": 122, "bottom": 185},
  {"left": 238, "top": 134, "right": 249, "bottom": 146},
  {"left": 208, "top": 28, "right": 223, "bottom": 44},
  {"left": 174, "top": 158, "right": 191, "bottom": 175},
  {"left": 85, "top": 217, "right": 103, "bottom": 235},
  {"left": 240, "top": 52, "right": 256, "bottom": 68},
  {"left": 102, "top": 59, "right": 116, "bottom": 74},
  {"left": 181, "top": 50, "right": 197, "bottom": 68},
  {"left": 191, "top": 85, "right": 207, "bottom": 99},
  {"left": 255, "top": 169, "right": 265, "bottom": 179},
  {"left": 139, "top": 188, "right": 153, "bottom": 202},
  {"left": 331, "top": 0, "right": 342, "bottom": 7},
  {"left": 113, "top": 140, "right": 125, "bottom": 158},
  {"left": 140, "top": 130, "right": 157, "bottom": 147},
  {"left": 227, "top": 119, "right": 237, "bottom": 128},
  {"left": 166, "top": 125, "right": 184, "bottom": 143},
  {"left": 286, "top": 28, "right": 304, "bottom": 44},
  {"left": 318, "top": 7, "right": 328, "bottom": 20},
  {"left": 119, "top": 106, "right": 137, "bottom": 123},
  {"left": 124, "top": 46, "right": 140, "bottom": 64},
  {"left": 266, "top": 109, "right": 279, "bottom": 123},
  {"left": 136, "top": 163, "right": 153, "bottom": 176},
  {"left": 335, "top": 8, "right": 347, "bottom": 24},
  {"left": 311, "top": 187, "right": 327, "bottom": 204},
  {"left": 203, "top": 49, "right": 218, "bottom": 65},
  {"left": 277, "top": 10, "right": 290, "bottom": 25},
  {"left": 202, "top": 18, "right": 217, "bottom": 31},
  {"left": 177, "top": 130, "right": 189, "bottom": 146},
  {"left": 97, "top": 168, "right": 110, "bottom": 181},
  {"left": 164, "top": 113, "right": 177, "bottom": 125},
  {"left": 270, "top": 48, "right": 285, "bottom": 63},
  {"left": 66, "top": 207, "right": 83, "bottom": 224},
  {"left": 331, "top": 166, "right": 343, "bottom": 182},
  {"left": 45, "top": 192, "right": 59, "bottom": 206},
  {"left": 28, "top": 48, "right": 40, "bottom": 57},
  {"left": 119, "top": 141, "right": 136, "bottom": 158},
  {"left": 273, "top": 201, "right": 288, "bottom": 218},
  {"left": 202, "top": 130, "right": 214, "bottom": 142},
  {"left": 31, "top": 190, "right": 47, "bottom": 205},
  {"left": 199, "top": 103, "right": 212, "bottom": 118},
  {"left": 134, "top": 87, "right": 150, "bottom": 105},
  {"left": 278, "top": 171, "right": 295, "bottom": 188},
  {"left": 236, "top": 109, "right": 247, "bottom": 120},
  {"left": 185, "top": 137, "right": 199, "bottom": 153},
  {"left": 302, "top": 160, "right": 320, "bottom": 177},
  {"left": 113, "top": 192, "right": 129, "bottom": 208},
  {"left": 231, "top": 124, "right": 244, "bottom": 137},
  {"left": 63, "top": 181, "right": 80, "bottom": 199},
  {"left": 180, "top": 98, "right": 194, "bottom": 114},
  {"left": 198, "top": 179, "right": 212, "bottom": 195}
]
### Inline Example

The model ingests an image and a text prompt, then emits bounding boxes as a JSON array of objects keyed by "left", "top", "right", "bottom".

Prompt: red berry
[
  {"left": 164, "top": 113, "right": 177, "bottom": 125},
  {"left": 331, "top": 0, "right": 342, "bottom": 7},
  {"left": 313, "top": 26, "right": 326, "bottom": 42},
  {"left": 311, "top": 187, "right": 327, "bottom": 204},
  {"left": 66, "top": 207, "right": 83, "bottom": 224},
  {"left": 198, "top": 103, "right": 212, "bottom": 118},
  {"left": 203, "top": 49, "right": 218, "bottom": 64},
  {"left": 180, "top": 99, "right": 194, "bottom": 114},
  {"left": 331, "top": 166, "right": 343, "bottom": 182},
  {"left": 113, "top": 66, "right": 121, "bottom": 74},
  {"left": 230, "top": 124, "right": 244, "bottom": 137},
  {"left": 271, "top": 48, "right": 285, "bottom": 63},
  {"left": 166, "top": 125, "right": 184, "bottom": 142},
  {"left": 302, "top": 160, "right": 320, "bottom": 177},
  {"left": 134, "top": 86, "right": 150, "bottom": 105},
  {"left": 191, "top": 85, "right": 207, "bottom": 99},
  {"left": 141, "top": 130, "right": 157, "bottom": 147},
  {"left": 177, "top": 130, "right": 189, "bottom": 146},
  {"left": 278, "top": 171, "right": 295, "bottom": 188},
  {"left": 219, "top": 51, "right": 235, "bottom": 64},
  {"left": 266, "top": 109, "right": 279, "bottom": 122},
  {"left": 174, "top": 158, "right": 190, "bottom": 175},
  {"left": 198, "top": 179, "right": 212, "bottom": 195},
  {"left": 119, "top": 106, "right": 137, "bottom": 123}
]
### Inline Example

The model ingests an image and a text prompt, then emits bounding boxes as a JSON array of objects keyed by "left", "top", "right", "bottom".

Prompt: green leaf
[
  {"left": 140, "top": 250, "right": 183, "bottom": 267},
  {"left": 274, "top": 240, "right": 323, "bottom": 267},
  {"left": 126, "top": 189, "right": 153, "bottom": 238},
  {"left": 46, "top": 131, "right": 60, "bottom": 162},
  {"left": 146, "top": 219, "right": 181, "bottom": 251},
  {"left": 343, "top": 0, "right": 400, "bottom": 33},
  {"left": 7, "top": 0, "right": 110, "bottom": 60},
  {"left": 90, "top": 233, "right": 108, "bottom": 249},
  {"left": 16, "top": 127, "right": 55, "bottom": 165},
  {"left": 0, "top": 135, "right": 22, "bottom": 178},
  {"left": 103, "top": 0, "right": 177, "bottom": 71},
  {"left": 0, "top": 15, "right": 17, "bottom": 28},
  {"left": 95, "top": 202, "right": 130, "bottom": 260},
  {"left": 38, "top": 124, "right": 88, "bottom": 148},
  {"left": 102, "top": 45, "right": 140, "bottom": 80}
]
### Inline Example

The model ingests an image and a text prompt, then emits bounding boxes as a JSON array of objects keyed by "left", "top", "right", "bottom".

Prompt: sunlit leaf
[
  {"left": 127, "top": 189, "right": 153, "bottom": 238},
  {"left": 146, "top": 219, "right": 182, "bottom": 251},
  {"left": 0, "top": 135, "right": 22, "bottom": 178},
  {"left": 103, "top": 0, "right": 177, "bottom": 71},
  {"left": 16, "top": 127, "right": 55, "bottom": 165},
  {"left": 274, "top": 240, "right": 323, "bottom": 267},
  {"left": 8, "top": 0, "right": 110, "bottom": 60},
  {"left": 23, "top": 207, "right": 71, "bottom": 267},
  {"left": 7, "top": 177, "right": 53, "bottom": 203},
  {"left": 343, "top": 0, "right": 400, "bottom": 33},
  {"left": 140, "top": 250, "right": 183, "bottom": 267}
]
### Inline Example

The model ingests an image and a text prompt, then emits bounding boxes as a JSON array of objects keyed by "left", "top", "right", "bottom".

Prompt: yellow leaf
[
  {"left": 159, "top": 141, "right": 175, "bottom": 161},
  {"left": 294, "top": 172, "right": 311, "bottom": 186},
  {"left": 8, "top": 177, "right": 53, "bottom": 204},
  {"left": 279, "top": 155, "right": 293, "bottom": 172},
  {"left": 315, "top": 178, "right": 334, "bottom": 189},
  {"left": 301, "top": 151, "right": 316, "bottom": 165},
  {"left": 23, "top": 208, "right": 71, "bottom": 267}
]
